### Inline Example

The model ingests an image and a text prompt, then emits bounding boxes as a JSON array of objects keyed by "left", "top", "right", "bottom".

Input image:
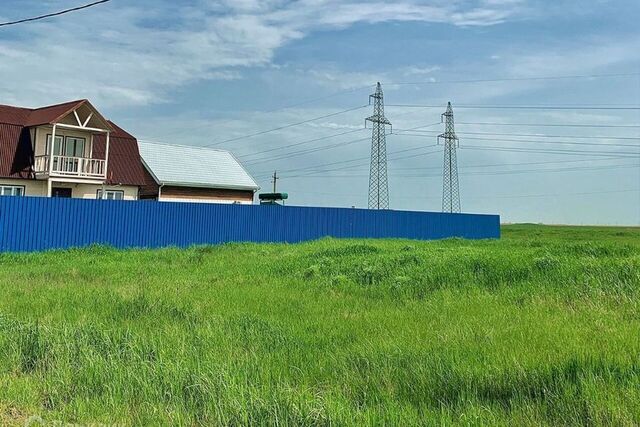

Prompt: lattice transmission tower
[
  {"left": 438, "top": 102, "right": 461, "bottom": 213},
  {"left": 366, "top": 82, "right": 392, "bottom": 209}
]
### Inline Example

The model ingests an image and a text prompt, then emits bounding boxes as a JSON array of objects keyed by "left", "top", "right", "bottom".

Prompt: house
[
  {"left": 0, "top": 99, "right": 146, "bottom": 200},
  {"left": 138, "top": 141, "right": 259, "bottom": 204}
]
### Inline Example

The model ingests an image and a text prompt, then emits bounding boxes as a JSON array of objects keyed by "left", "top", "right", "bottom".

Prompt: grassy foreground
[{"left": 0, "top": 225, "right": 639, "bottom": 426}]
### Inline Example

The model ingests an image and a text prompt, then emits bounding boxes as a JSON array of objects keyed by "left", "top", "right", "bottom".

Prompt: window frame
[
  {"left": 64, "top": 136, "right": 86, "bottom": 158},
  {"left": 45, "top": 134, "right": 87, "bottom": 158},
  {"left": 96, "top": 189, "right": 125, "bottom": 200},
  {"left": 0, "top": 185, "right": 25, "bottom": 197},
  {"left": 45, "top": 134, "right": 64, "bottom": 156}
]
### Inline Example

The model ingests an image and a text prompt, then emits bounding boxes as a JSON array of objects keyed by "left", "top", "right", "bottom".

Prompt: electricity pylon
[
  {"left": 438, "top": 102, "right": 461, "bottom": 213},
  {"left": 366, "top": 82, "right": 392, "bottom": 209}
]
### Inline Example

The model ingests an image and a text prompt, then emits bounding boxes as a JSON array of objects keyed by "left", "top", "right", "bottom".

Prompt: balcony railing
[{"left": 34, "top": 155, "right": 106, "bottom": 179}]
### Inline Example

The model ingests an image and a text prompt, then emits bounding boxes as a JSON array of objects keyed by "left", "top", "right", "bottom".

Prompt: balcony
[{"left": 34, "top": 155, "right": 106, "bottom": 179}]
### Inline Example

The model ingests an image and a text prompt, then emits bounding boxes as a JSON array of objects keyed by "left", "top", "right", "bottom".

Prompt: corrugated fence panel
[{"left": 0, "top": 197, "right": 500, "bottom": 252}]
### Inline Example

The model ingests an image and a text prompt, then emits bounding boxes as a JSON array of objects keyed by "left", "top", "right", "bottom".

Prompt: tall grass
[{"left": 0, "top": 225, "right": 638, "bottom": 425}]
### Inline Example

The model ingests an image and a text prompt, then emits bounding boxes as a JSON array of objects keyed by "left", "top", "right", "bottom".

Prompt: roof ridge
[
  {"left": 31, "top": 99, "right": 87, "bottom": 111},
  {"left": 0, "top": 99, "right": 87, "bottom": 112},
  {"left": 0, "top": 104, "right": 32, "bottom": 111},
  {"left": 138, "top": 139, "right": 233, "bottom": 154}
]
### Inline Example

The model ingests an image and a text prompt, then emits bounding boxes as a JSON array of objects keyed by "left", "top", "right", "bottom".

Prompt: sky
[{"left": 0, "top": 0, "right": 639, "bottom": 225}]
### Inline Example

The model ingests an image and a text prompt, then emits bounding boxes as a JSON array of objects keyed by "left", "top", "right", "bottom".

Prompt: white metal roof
[{"left": 138, "top": 141, "right": 259, "bottom": 191}]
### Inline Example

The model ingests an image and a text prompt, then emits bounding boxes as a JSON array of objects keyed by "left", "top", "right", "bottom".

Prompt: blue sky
[{"left": 1, "top": 0, "right": 639, "bottom": 224}]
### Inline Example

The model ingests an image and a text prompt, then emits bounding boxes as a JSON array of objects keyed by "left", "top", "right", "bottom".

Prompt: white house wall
[
  {"left": 0, "top": 178, "right": 46, "bottom": 196},
  {"left": 55, "top": 183, "right": 139, "bottom": 200},
  {"left": 0, "top": 178, "right": 138, "bottom": 200}
]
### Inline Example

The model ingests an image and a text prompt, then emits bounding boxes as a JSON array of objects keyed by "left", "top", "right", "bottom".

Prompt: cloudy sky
[{"left": 1, "top": 0, "right": 639, "bottom": 224}]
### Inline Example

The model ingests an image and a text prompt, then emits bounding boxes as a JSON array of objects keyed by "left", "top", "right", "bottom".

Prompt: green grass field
[{"left": 0, "top": 225, "right": 639, "bottom": 426}]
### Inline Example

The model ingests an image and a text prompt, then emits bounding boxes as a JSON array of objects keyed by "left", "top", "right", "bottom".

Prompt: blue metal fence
[{"left": 0, "top": 197, "right": 500, "bottom": 252}]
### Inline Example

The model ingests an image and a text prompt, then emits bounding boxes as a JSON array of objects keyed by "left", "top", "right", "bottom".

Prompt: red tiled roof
[{"left": 0, "top": 101, "right": 145, "bottom": 186}]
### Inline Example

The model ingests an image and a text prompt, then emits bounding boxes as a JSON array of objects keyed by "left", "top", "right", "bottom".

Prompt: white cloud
[
  {"left": 403, "top": 66, "right": 441, "bottom": 76},
  {"left": 0, "top": 0, "right": 524, "bottom": 108}
]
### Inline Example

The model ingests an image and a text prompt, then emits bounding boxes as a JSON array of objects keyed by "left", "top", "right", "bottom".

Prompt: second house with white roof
[{"left": 138, "top": 141, "right": 260, "bottom": 204}]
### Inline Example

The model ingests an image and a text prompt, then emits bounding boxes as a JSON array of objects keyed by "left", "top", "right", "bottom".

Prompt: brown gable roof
[
  {"left": 0, "top": 99, "right": 113, "bottom": 130},
  {"left": 0, "top": 104, "right": 32, "bottom": 126},
  {"left": 24, "top": 99, "right": 86, "bottom": 127},
  {"left": 0, "top": 101, "right": 145, "bottom": 186}
]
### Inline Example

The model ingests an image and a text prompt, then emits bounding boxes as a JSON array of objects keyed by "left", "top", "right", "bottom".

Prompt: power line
[
  {"left": 254, "top": 148, "right": 443, "bottom": 180},
  {"left": 460, "top": 137, "right": 640, "bottom": 150},
  {"left": 0, "top": 0, "right": 111, "bottom": 27},
  {"left": 459, "top": 163, "right": 639, "bottom": 177},
  {"left": 250, "top": 135, "right": 638, "bottom": 180},
  {"left": 152, "top": 85, "right": 375, "bottom": 141},
  {"left": 264, "top": 155, "right": 635, "bottom": 179},
  {"left": 244, "top": 136, "right": 372, "bottom": 166},
  {"left": 389, "top": 72, "right": 640, "bottom": 86},
  {"left": 237, "top": 128, "right": 365, "bottom": 159},
  {"left": 456, "top": 121, "right": 640, "bottom": 129},
  {"left": 281, "top": 163, "right": 638, "bottom": 178},
  {"left": 147, "top": 74, "right": 639, "bottom": 141},
  {"left": 390, "top": 157, "right": 635, "bottom": 172},
  {"left": 252, "top": 145, "right": 440, "bottom": 178},
  {"left": 445, "top": 163, "right": 638, "bottom": 177},
  {"left": 395, "top": 132, "right": 640, "bottom": 148},
  {"left": 253, "top": 140, "right": 640, "bottom": 179},
  {"left": 203, "top": 105, "right": 368, "bottom": 147},
  {"left": 478, "top": 188, "right": 640, "bottom": 200},
  {"left": 249, "top": 122, "right": 443, "bottom": 176},
  {"left": 394, "top": 129, "right": 640, "bottom": 141},
  {"left": 246, "top": 114, "right": 639, "bottom": 178},
  {"left": 387, "top": 104, "right": 640, "bottom": 110},
  {"left": 309, "top": 157, "right": 634, "bottom": 174},
  {"left": 309, "top": 188, "right": 640, "bottom": 201},
  {"left": 460, "top": 144, "right": 640, "bottom": 158},
  {"left": 238, "top": 122, "right": 441, "bottom": 161}
]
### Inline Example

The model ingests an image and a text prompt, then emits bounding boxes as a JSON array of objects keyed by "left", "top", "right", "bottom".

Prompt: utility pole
[
  {"left": 271, "top": 170, "right": 279, "bottom": 193},
  {"left": 438, "top": 102, "right": 461, "bottom": 213},
  {"left": 366, "top": 82, "right": 392, "bottom": 209}
]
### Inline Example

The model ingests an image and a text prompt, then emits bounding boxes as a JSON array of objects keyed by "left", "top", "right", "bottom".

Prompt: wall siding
[
  {"left": 0, "top": 196, "right": 500, "bottom": 252},
  {"left": 159, "top": 186, "right": 254, "bottom": 204}
]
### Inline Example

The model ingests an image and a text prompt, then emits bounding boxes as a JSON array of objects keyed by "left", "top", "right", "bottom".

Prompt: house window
[
  {"left": 0, "top": 185, "right": 25, "bottom": 196},
  {"left": 46, "top": 135, "right": 86, "bottom": 157},
  {"left": 46, "top": 134, "right": 64, "bottom": 156},
  {"left": 65, "top": 137, "right": 86, "bottom": 157},
  {"left": 97, "top": 190, "right": 124, "bottom": 200}
]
